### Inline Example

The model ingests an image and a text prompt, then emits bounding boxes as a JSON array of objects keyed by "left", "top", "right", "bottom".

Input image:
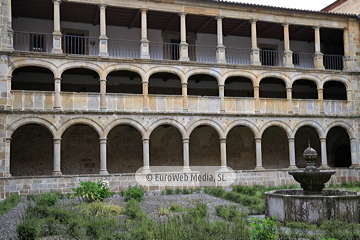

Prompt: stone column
[
  {"left": 219, "top": 84, "right": 225, "bottom": 113},
  {"left": 283, "top": 23, "right": 294, "bottom": 67},
  {"left": 220, "top": 138, "right": 228, "bottom": 171},
  {"left": 350, "top": 138, "right": 359, "bottom": 168},
  {"left": 183, "top": 138, "right": 191, "bottom": 172},
  {"left": 99, "top": 4, "right": 109, "bottom": 57},
  {"left": 54, "top": 77, "right": 61, "bottom": 110},
  {"left": 216, "top": 16, "right": 226, "bottom": 64},
  {"left": 2, "top": 0, "right": 13, "bottom": 51},
  {"left": 317, "top": 88, "right": 324, "bottom": 114},
  {"left": 320, "top": 138, "right": 329, "bottom": 169},
  {"left": 182, "top": 83, "right": 188, "bottom": 111},
  {"left": 254, "top": 85, "right": 260, "bottom": 114},
  {"left": 4, "top": 138, "right": 11, "bottom": 177},
  {"left": 53, "top": 138, "right": 62, "bottom": 175},
  {"left": 142, "top": 77, "right": 149, "bottom": 111},
  {"left": 140, "top": 9, "right": 150, "bottom": 59},
  {"left": 255, "top": 138, "right": 264, "bottom": 170},
  {"left": 347, "top": 90, "right": 352, "bottom": 101},
  {"left": 288, "top": 138, "right": 297, "bottom": 169},
  {"left": 99, "top": 138, "right": 108, "bottom": 174},
  {"left": 179, "top": 12, "right": 189, "bottom": 61},
  {"left": 52, "top": 0, "right": 62, "bottom": 54},
  {"left": 99, "top": 78, "right": 107, "bottom": 111},
  {"left": 6, "top": 76, "right": 12, "bottom": 109},
  {"left": 250, "top": 19, "right": 261, "bottom": 65},
  {"left": 142, "top": 138, "right": 150, "bottom": 173},
  {"left": 313, "top": 26, "right": 324, "bottom": 69},
  {"left": 287, "top": 87, "right": 293, "bottom": 113}
]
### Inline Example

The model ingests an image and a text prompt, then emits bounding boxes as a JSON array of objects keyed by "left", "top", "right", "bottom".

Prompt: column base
[
  {"left": 142, "top": 168, "right": 151, "bottom": 174},
  {"left": 100, "top": 107, "right": 107, "bottom": 112},
  {"left": 255, "top": 110, "right": 261, "bottom": 114},
  {"left": 181, "top": 108, "right": 189, "bottom": 112},
  {"left": 141, "top": 107, "right": 150, "bottom": 112},
  {"left": 53, "top": 107, "right": 62, "bottom": 111},
  {"left": 220, "top": 109, "right": 226, "bottom": 113},
  {"left": 4, "top": 173, "right": 12, "bottom": 178},
  {"left": 218, "top": 166, "right": 230, "bottom": 172},
  {"left": 52, "top": 48, "right": 63, "bottom": 54},
  {"left": 319, "top": 164, "right": 330, "bottom": 170},
  {"left": 99, "top": 170, "right": 109, "bottom": 175},
  {"left": 99, "top": 52, "right": 109, "bottom": 57},
  {"left": 350, "top": 164, "right": 359, "bottom": 168},
  {"left": 179, "top": 57, "right": 190, "bottom": 61},
  {"left": 254, "top": 166, "right": 265, "bottom": 170},
  {"left": 288, "top": 165, "right": 298, "bottom": 170},
  {"left": 182, "top": 167, "right": 191, "bottom": 172},
  {"left": 52, "top": 171, "right": 62, "bottom": 176}
]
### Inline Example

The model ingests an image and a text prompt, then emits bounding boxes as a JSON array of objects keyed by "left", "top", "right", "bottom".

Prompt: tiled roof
[{"left": 321, "top": 0, "right": 348, "bottom": 12}]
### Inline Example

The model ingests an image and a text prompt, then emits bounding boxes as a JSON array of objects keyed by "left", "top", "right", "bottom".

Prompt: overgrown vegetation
[
  {"left": 0, "top": 194, "right": 21, "bottom": 216},
  {"left": 124, "top": 185, "right": 146, "bottom": 202},
  {"left": 71, "top": 179, "right": 112, "bottom": 203}
]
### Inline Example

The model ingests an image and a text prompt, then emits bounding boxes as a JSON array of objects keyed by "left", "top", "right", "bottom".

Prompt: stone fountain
[{"left": 265, "top": 143, "right": 360, "bottom": 225}]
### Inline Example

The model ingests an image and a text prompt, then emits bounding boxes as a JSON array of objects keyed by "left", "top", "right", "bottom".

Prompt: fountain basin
[
  {"left": 265, "top": 189, "right": 360, "bottom": 225},
  {"left": 289, "top": 170, "right": 336, "bottom": 195}
]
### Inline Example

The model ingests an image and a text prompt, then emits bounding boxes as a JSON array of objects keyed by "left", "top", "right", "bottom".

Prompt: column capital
[
  {"left": 99, "top": 78, "right": 107, "bottom": 83},
  {"left": 7, "top": 76, "right": 12, "bottom": 80},
  {"left": 142, "top": 138, "right": 150, "bottom": 141},
  {"left": 288, "top": 137, "right": 295, "bottom": 142},
  {"left": 5, "top": 137, "right": 11, "bottom": 143},
  {"left": 253, "top": 85, "right": 260, "bottom": 90},
  {"left": 53, "top": 138, "right": 61, "bottom": 144},
  {"left": 183, "top": 138, "right": 190, "bottom": 143},
  {"left": 99, "top": 4, "right": 107, "bottom": 9},
  {"left": 218, "top": 84, "right": 225, "bottom": 89},
  {"left": 250, "top": 18, "right": 258, "bottom": 23},
  {"left": 313, "top": 25, "right": 321, "bottom": 29},
  {"left": 320, "top": 137, "right": 327, "bottom": 142},
  {"left": 255, "top": 137, "right": 262, "bottom": 142},
  {"left": 216, "top": 16, "right": 225, "bottom": 20},
  {"left": 282, "top": 22, "right": 290, "bottom": 27},
  {"left": 140, "top": 8, "right": 148, "bottom": 13},
  {"left": 52, "top": 0, "right": 61, "bottom": 5},
  {"left": 220, "top": 138, "right": 227, "bottom": 142},
  {"left": 286, "top": 87, "right": 292, "bottom": 91},
  {"left": 54, "top": 77, "right": 61, "bottom": 83},
  {"left": 181, "top": 82, "right": 188, "bottom": 86},
  {"left": 317, "top": 88, "right": 323, "bottom": 91},
  {"left": 100, "top": 138, "right": 107, "bottom": 143},
  {"left": 350, "top": 137, "right": 356, "bottom": 141},
  {"left": 179, "top": 12, "right": 187, "bottom": 16}
]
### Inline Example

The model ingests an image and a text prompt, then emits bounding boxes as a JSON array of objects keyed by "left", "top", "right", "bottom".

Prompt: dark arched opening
[
  {"left": 188, "top": 74, "right": 218, "bottom": 96},
  {"left": 107, "top": 125, "right": 143, "bottom": 173},
  {"left": 10, "top": 124, "right": 53, "bottom": 176},
  {"left": 292, "top": 80, "right": 318, "bottom": 99},
  {"left": 107, "top": 70, "right": 142, "bottom": 94},
  {"left": 227, "top": 126, "right": 256, "bottom": 170},
  {"left": 323, "top": 81, "right": 347, "bottom": 100},
  {"left": 259, "top": 77, "right": 286, "bottom": 98},
  {"left": 150, "top": 125, "right": 183, "bottom": 166},
  {"left": 61, "top": 68, "right": 99, "bottom": 93},
  {"left": 61, "top": 124, "right": 100, "bottom": 174},
  {"left": 224, "top": 77, "right": 254, "bottom": 97},
  {"left": 262, "top": 126, "right": 289, "bottom": 169},
  {"left": 327, "top": 126, "right": 351, "bottom": 167},
  {"left": 149, "top": 73, "right": 182, "bottom": 95},
  {"left": 294, "top": 126, "right": 321, "bottom": 168},
  {"left": 12, "top": 67, "right": 54, "bottom": 91}
]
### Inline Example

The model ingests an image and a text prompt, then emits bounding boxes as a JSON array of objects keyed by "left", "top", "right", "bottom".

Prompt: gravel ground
[{"left": 0, "top": 192, "right": 247, "bottom": 240}]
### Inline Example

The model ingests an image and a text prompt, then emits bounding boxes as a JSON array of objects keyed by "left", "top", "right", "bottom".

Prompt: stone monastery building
[{"left": 0, "top": 0, "right": 360, "bottom": 198}]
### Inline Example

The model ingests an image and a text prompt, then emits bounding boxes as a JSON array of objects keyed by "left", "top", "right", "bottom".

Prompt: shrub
[
  {"left": 233, "top": 185, "right": 256, "bottom": 196},
  {"left": 182, "top": 188, "right": 192, "bottom": 194},
  {"left": 250, "top": 217, "right": 278, "bottom": 240},
  {"left": 125, "top": 198, "right": 145, "bottom": 220},
  {"left": 175, "top": 188, "right": 182, "bottom": 194},
  {"left": 86, "top": 218, "right": 120, "bottom": 240},
  {"left": 164, "top": 188, "right": 174, "bottom": 195},
  {"left": 17, "top": 218, "right": 42, "bottom": 240},
  {"left": 206, "top": 187, "right": 226, "bottom": 198},
  {"left": 72, "top": 180, "right": 111, "bottom": 203},
  {"left": 124, "top": 185, "right": 146, "bottom": 202},
  {"left": 188, "top": 203, "right": 208, "bottom": 218},
  {"left": 215, "top": 205, "right": 246, "bottom": 222},
  {"left": 0, "top": 194, "right": 21, "bottom": 216},
  {"left": 68, "top": 218, "right": 87, "bottom": 239},
  {"left": 159, "top": 207, "right": 171, "bottom": 216},
  {"left": 81, "top": 201, "right": 123, "bottom": 217},
  {"left": 41, "top": 217, "right": 63, "bottom": 236},
  {"left": 35, "top": 193, "right": 60, "bottom": 207},
  {"left": 169, "top": 203, "right": 183, "bottom": 212}
]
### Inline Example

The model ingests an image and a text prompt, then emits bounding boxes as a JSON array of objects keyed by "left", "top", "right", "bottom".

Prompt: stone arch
[
  {"left": 322, "top": 79, "right": 348, "bottom": 100},
  {"left": 221, "top": 71, "right": 257, "bottom": 86},
  {"left": 290, "top": 74, "right": 321, "bottom": 89},
  {"left": 148, "top": 72, "right": 182, "bottom": 95},
  {"left": 146, "top": 66, "right": 185, "bottom": 83},
  {"left": 259, "top": 121, "right": 291, "bottom": 138},
  {"left": 291, "top": 120, "right": 326, "bottom": 138},
  {"left": 224, "top": 120, "right": 260, "bottom": 138},
  {"left": 325, "top": 121, "right": 354, "bottom": 139},
  {"left": 186, "top": 119, "right": 224, "bottom": 139},
  {"left": 294, "top": 125, "right": 321, "bottom": 168},
  {"left": 326, "top": 125, "right": 352, "bottom": 167},
  {"left": 103, "top": 118, "right": 146, "bottom": 139},
  {"left": 12, "top": 66, "right": 55, "bottom": 91},
  {"left": 322, "top": 75, "right": 351, "bottom": 90},
  {"left": 257, "top": 72, "right": 291, "bottom": 88},
  {"left": 7, "top": 117, "right": 56, "bottom": 138},
  {"left": 9, "top": 59, "right": 58, "bottom": 78},
  {"left": 185, "top": 69, "right": 221, "bottom": 85},
  {"left": 57, "top": 117, "right": 102, "bottom": 138},
  {"left": 103, "top": 64, "right": 146, "bottom": 80},
  {"left": 58, "top": 62, "right": 102, "bottom": 79},
  {"left": 147, "top": 119, "right": 186, "bottom": 139}
]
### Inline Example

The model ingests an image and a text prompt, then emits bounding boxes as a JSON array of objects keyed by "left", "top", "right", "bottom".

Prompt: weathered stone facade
[{"left": 0, "top": 0, "right": 360, "bottom": 199}]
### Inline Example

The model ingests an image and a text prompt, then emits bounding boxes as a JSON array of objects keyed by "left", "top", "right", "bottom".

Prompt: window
[{"left": 30, "top": 33, "right": 46, "bottom": 52}]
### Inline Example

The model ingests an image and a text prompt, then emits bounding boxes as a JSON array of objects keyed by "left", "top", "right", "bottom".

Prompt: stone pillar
[
  {"left": 255, "top": 138, "right": 264, "bottom": 170},
  {"left": 6, "top": 76, "right": 12, "bottom": 109},
  {"left": 53, "top": 138, "right": 62, "bottom": 175},
  {"left": 254, "top": 85, "right": 260, "bottom": 114},
  {"left": 52, "top": 0, "right": 62, "bottom": 54},
  {"left": 142, "top": 77, "right": 149, "bottom": 111},
  {"left": 219, "top": 84, "right": 225, "bottom": 113},
  {"left": 283, "top": 23, "right": 294, "bottom": 67},
  {"left": 179, "top": 12, "right": 189, "bottom": 61},
  {"left": 1, "top": 0, "right": 13, "bottom": 51},
  {"left": 182, "top": 83, "right": 188, "bottom": 111},
  {"left": 54, "top": 77, "right": 61, "bottom": 110},
  {"left": 313, "top": 26, "right": 324, "bottom": 69},
  {"left": 320, "top": 138, "right": 329, "bottom": 169},
  {"left": 317, "top": 88, "right": 324, "bottom": 114},
  {"left": 183, "top": 138, "right": 191, "bottom": 172},
  {"left": 288, "top": 138, "right": 297, "bottom": 169},
  {"left": 99, "top": 138, "right": 108, "bottom": 174},
  {"left": 140, "top": 9, "right": 150, "bottom": 59},
  {"left": 347, "top": 90, "right": 352, "bottom": 101},
  {"left": 4, "top": 138, "right": 11, "bottom": 177},
  {"left": 350, "top": 138, "right": 359, "bottom": 168},
  {"left": 142, "top": 138, "right": 150, "bottom": 173},
  {"left": 216, "top": 16, "right": 226, "bottom": 64},
  {"left": 287, "top": 87, "right": 293, "bottom": 113},
  {"left": 250, "top": 19, "right": 261, "bottom": 65},
  {"left": 99, "top": 4, "right": 109, "bottom": 57},
  {"left": 220, "top": 138, "right": 228, "bottom": 171},
  {"left": 99, "top": 78, "right": 107, "bottom": 111}
]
